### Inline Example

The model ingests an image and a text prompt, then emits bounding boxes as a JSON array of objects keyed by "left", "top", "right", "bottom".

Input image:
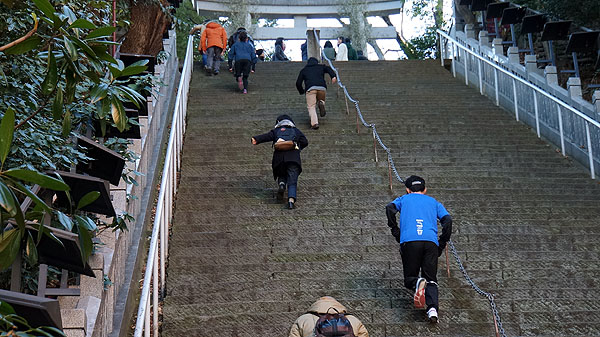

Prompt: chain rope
[{"left": 312, "top": 30, "right": 507, "bottom": 337}]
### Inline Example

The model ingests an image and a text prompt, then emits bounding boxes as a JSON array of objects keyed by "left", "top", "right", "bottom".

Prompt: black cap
[
  {"left": 405, "top": 175, "right": 425, "bottom": 192},
  {"left": 276, "top": 114, "right": 293, "bottom": 123}
]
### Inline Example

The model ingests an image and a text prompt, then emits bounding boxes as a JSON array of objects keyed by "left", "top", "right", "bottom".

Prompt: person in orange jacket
[{"left": 200, "top": 21, "right": 228, "bottom": 75}]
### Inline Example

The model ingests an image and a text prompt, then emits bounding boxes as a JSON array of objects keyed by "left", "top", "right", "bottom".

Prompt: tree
[{"left": 119, "top": 0, "right": 172, "bottom": 55}]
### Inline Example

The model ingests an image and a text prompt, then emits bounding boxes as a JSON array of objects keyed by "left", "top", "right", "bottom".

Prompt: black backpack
[{"left": 313, "top": 308, "right": 356, "bottom": 337}]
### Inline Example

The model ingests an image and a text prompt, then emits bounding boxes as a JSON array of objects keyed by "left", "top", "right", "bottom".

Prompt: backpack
[
  {"left": 313, "top": 309, "right": 356, "bottom": 337},
  {"left": 273, "top": 127, "right": 298, "bottom": 151}
]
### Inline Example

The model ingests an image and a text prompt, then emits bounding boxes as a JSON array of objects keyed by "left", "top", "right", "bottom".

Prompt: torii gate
[{"left": 191, "top": 0, "right": 400, "bottom": 42}]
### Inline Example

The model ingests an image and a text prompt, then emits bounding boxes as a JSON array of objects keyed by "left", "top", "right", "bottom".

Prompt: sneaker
[
  {"left": 311, "top": 123, "right": 319, "bottom": 130},
  {"left": 414, "top": 278, "right": 426, "bottom": 309},
  {"left": 243, "top": 89, "right": 248, "bottom": 94},
  {"left": 318, "top": 100, "right": 326, "bottom": 117},
  {"left": 229, "top": 68, "right": 233, "bottom": 72},
  {"left": 237, "top": 77, "right": 243, "bottom": 90},
  {"left": 427, "top": 307, "right": 438, "bottom": 323},
  {"left": 287, "top": 201, "right": 295, "bottom": 209},
  {"left": 277, "top": 182, "right": 286, "bottom": 200},
  {"left": 213, "top": 70, "right": 219, "bottom": 75}
]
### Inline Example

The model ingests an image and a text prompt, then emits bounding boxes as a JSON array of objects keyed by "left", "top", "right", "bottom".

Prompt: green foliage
[
  {"left": 174, "top": 0, "right": 206, "bottom": 59},
  {"left": 0, "top": 300, "right": 65, "bottom": 336},
  {"left": 512, "top": 0, "right": 600, "bottom": 29},
  {"left": 0, "top": 0, "right": 146, "bottom": 277},
  {"left": 399, "top": 0, "right": 446, "bottom": 60}
]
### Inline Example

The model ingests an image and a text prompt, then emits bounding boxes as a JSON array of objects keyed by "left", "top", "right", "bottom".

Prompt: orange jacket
[{"left": 200, "top": 22, "right": 228, "bottom": 52}]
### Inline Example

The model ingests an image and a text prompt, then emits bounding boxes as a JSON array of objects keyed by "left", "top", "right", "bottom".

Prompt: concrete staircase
[{"left": 162, "top": 60, "right": 600, "bottom": 336}]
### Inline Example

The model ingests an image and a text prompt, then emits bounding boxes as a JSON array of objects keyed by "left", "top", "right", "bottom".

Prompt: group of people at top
[{"left": 193, "top": 20, "right": 453, "bottom": 329}]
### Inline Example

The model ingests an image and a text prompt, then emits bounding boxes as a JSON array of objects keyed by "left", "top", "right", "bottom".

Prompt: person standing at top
[
  {"left": 200, "top": 21, "right": 228, "bottom": 75},
  {"left": 229, "top": 31, "right": 257, "bottom": 94},
  {"left": 273, "top": 37, "right": 289, "bottom": 61},
  {"left": 300, "top": 41, "right": 308, "bottom": 61},
  {"left": 345, "top": 38, "right": 358, "bottom": 60},
  {"left": 252, "top": 115, "right": 308, "bottom": 209},
  {"left": 385, "top": 175, "right": 453, "bottom": 323},
  {"left": 323, "top": 40, "right": 336, "bottom": 61},
  {"left": 189, "top": 20, "right": 209, "bottom": 66},
  {"left": 296, "top": 57, "right": 337, "bottom": 130},
  {"left": 336, "top": 36, "right": 348, "bottom": 61}
]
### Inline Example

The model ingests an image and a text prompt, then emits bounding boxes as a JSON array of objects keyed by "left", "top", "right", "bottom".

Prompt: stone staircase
[{"left": 161, "top": 60, "right": 600, "bottom": 336}]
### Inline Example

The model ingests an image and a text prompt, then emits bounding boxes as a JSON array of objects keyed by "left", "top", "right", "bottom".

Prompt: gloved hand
[
  {"left": 390, "top": 226, "right": 400, "bottom": 243},
  {"left": 438, "top": 241, "right": 447, "bottom": 257}
]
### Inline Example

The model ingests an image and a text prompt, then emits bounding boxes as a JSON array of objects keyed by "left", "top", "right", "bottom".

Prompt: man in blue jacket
[
  {"left": 229, "top": 31, "right": 257, "bottom": 93},
  {"left": 385, "top": 175, "right": 452, "bottom": 323}
]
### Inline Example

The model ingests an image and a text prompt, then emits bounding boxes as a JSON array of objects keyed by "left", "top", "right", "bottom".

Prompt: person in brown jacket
[
  {"left": 289, "top": 296, "right": 369, "bottom": 337},
  {"left": 200, "top": 21, "right": 228, "bottom": 75}
]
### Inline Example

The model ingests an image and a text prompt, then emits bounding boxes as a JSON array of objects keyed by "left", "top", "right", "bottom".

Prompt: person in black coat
[
  {"left": 296, "top": 57, "right": 337, "bottom": 129},
  {"left": 252, "top": 115, "right": 308, "bottom": 209}
]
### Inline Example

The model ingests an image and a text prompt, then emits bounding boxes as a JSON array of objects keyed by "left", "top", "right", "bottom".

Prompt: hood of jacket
[
  {"left": 206, "top": 22, "right": 222, "bottom": 29},
  {"left": 306, "top": 57, "right": 319, "bottom": 66},
  {"left": 306, "top": 296, "right": 348, "bottom": 314}
]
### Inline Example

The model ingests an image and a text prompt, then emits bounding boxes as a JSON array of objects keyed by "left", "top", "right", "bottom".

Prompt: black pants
[
  {"left": 400, "top": 240, "right": 439, "bottom": 310},
  {"left": 234, "top": 59, "right": 252, "bottom": 90},
  {"left": 276, "top": 163, "right": 300, "bottom": 200}
]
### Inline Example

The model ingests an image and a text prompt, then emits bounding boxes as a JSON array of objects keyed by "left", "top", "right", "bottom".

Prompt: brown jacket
[
  {"left": 200, "top": 22, "right": 227, "bottom": 52},
  {"left": 288, "top": 297, "right": 369, "bottom": 337}
]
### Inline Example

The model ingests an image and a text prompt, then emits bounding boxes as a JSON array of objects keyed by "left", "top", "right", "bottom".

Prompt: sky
[{"left": 245, "top": 0, "right": 453, "bottom": 61}]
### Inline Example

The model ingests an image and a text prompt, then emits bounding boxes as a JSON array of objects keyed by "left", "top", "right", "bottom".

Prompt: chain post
[
  {"left": 372, "top": 129, "right": 378, "bottom": 163},
  {"left": 356, "top": 107, "right": 360, "bottom": 134},
  {"left": 492, "top": 302, "right": 501, "bottom": 337},
  {"left": 387, "top": 157, "right": 393, "bottom": 192},
  {"left": 445, "top": 245, "right": 450, "bottom": 277},
  {"left": 344, "top": 91, "right": 350, "bottom": 115}
]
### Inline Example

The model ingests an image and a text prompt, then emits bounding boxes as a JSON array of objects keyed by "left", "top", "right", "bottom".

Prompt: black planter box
[
  {"left": 76, "top": 135, "right": 126, "bottom": 186},
  {"left": 0, "top": 289, "right": 62, "bottom": 329},
  {"left": 53, "top": 171, "right": 116, "bottom": 217}
]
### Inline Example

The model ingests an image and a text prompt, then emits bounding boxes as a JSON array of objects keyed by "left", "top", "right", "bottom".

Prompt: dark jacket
[
  {"left": 230, "top": 41, "right": 257, "bottom": 63},
  {"left": 253, "top": 126, "right": 308, "bottom": 179},
  {"left": 346, "top": 42, "right": 358, "bottom": 60},
  {"left": 296, "top": 57, "right": 337, "bottom": 94},
  {"left": 273, "top": 44, "right": 289, "bottom": 61}
]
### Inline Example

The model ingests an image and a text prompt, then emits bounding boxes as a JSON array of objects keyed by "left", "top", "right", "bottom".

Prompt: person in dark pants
[
  {"left": 385, "top": 175, "right": 452, "bottom": 323},
  {"left": 229, "top": 31, "right": 257, "bottom": 93},
  {"left": 252, "top": 115, "right": 308, "bottom": 209}
]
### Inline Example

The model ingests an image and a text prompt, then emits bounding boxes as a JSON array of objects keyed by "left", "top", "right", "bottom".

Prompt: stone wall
[{"left": 58, "top": 29, "right": 179, "bottom": 337}]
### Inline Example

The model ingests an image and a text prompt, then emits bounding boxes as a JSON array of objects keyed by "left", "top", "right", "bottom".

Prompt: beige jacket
[{"left": 288, "top": 297, "right": 369, "bottom": 337}]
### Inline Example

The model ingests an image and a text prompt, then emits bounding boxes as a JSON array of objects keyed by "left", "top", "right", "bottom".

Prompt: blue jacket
[
  {"left": 230, "top": 41, "right": 257, "bottom": 63},
  {"left": 386, "top": 193, "right": 452, "bottom": 246}
]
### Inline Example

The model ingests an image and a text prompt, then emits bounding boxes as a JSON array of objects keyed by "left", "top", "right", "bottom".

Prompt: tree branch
[{"left": 0, "top": 14, "right": 39, "bottom": 52}]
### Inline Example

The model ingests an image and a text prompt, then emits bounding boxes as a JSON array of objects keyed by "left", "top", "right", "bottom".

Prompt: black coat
[
  {"left": 253, "top": 126, "right": 308, "bottom": 179},
  {"left": 296, "top": 57, "right": 337, "bottom": 94}
]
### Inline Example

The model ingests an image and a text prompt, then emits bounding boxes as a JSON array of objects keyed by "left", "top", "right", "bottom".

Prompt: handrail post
[
  {"left": 387, "top": 157, "right": 393, "bottom": 192},
  {"left": 557, "top": 105, "right": 565, "bottom": 156},
  {"left": 464, "top": 48, "right": 468, "bottom": 85},
  {"left": 512, "top": 78, "right": 519, "bottom": 121},
  {"left": 478, "top": 58, "right": 483, "bottom": 95},
  {"left": 494, "top": 68, "right": 499, "bottom": 106},
  {"left": 356, "top": 105, "right": 360, "bottom": 134},
  {"left": 586, "top": 122, "right": 595, "bottom": 179},
  {"left": 452, "top": 42, "right": 456, "bottom": 77},
  {"left": 533, "top": 91, "right": 540, "bottom": 137}
]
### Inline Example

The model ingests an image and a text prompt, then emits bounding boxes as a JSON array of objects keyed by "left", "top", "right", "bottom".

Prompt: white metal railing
[
  {"left": 133, "top": 34, "right": 194, "bottom": 337},
  {"left": 438, "top": 29, "right": 600, "bottom": 179}
]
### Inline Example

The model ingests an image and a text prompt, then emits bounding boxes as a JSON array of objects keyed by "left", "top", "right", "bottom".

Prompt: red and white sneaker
[{"left": 414, "top": 278, "right": 426, "bottom": 309}]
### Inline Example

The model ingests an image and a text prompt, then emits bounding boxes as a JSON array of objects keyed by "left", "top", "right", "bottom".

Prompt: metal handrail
[
  {"left": 133, "top": 34, "right": 194, "bottom": 337},
  {"left": 437, "top": 29, "right": 599, "bottom": 179}
]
